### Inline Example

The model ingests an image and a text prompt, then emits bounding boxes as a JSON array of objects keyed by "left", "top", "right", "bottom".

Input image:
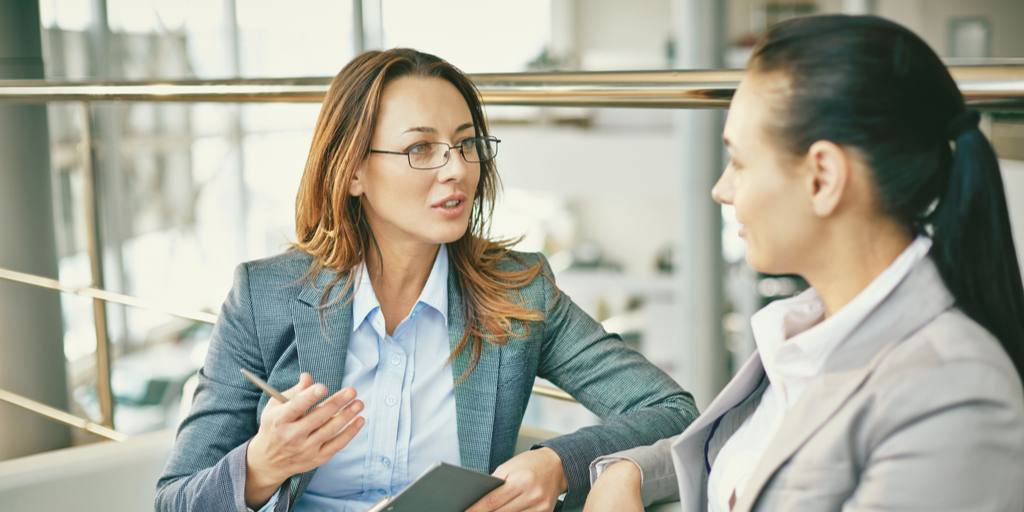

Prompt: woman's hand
[
  {"left": 465, "top": 447, "right": 568, "bottom": 512},
  {"left": 582, "top": 460, "right": 644, "bottom": 512},
  {"left": 244, "top": 373, "right": 365, "bottom": 509}
]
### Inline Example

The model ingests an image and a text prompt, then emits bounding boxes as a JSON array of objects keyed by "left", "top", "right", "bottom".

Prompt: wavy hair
[{"left": 291, "top": 48, "right": 551, "bottom": 383}]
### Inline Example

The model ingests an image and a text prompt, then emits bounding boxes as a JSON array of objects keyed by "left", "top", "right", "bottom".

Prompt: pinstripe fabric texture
[{"left": 156, "top": 248, "right": 698, "bottom": 511}]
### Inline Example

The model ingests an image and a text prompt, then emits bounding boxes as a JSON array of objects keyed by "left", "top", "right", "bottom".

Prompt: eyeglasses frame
[{"left": 369, "top": 136, "right": 501, "bottom": 170}]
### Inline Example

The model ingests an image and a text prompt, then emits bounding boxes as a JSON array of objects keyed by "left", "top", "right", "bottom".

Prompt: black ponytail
[
  {"left": 750, "top": 15, "right": 1024, "bottom": 382},
  {"left": 931, "top": 111, "right": 1024, "bottom": 378}
]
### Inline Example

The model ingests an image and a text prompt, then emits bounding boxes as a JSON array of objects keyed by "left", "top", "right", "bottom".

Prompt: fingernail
[
  {"left": 313, "top": 384, "right": 326, "bottom": 397},
  {"left": 353, "top": 401, "right": 363, "bottom": 412}
]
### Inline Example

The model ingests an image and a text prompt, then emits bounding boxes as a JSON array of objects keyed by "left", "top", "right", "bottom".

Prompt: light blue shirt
[{"left": 260, "top": 244, "right": 461, "bottom": 512}]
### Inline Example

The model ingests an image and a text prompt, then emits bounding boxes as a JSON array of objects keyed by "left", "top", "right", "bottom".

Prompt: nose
[
  {"left": 435, "top": 146, "right": 471, "bottom": 183},
  {"left": 711, "top": 165, "right": 734, "bottom": 205}
]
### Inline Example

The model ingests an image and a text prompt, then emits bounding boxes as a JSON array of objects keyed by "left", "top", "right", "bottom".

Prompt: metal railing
[{"left": 0, "top": 65, "right": 1020, "bottom": 438}]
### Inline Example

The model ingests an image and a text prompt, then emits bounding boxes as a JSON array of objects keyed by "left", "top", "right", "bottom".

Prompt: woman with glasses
[
  {"left": 156, "top": 48, "right": 697, "bottom": 512},
  {"left": 583, "top": 15, "right": 1024, "bottom": 512}
]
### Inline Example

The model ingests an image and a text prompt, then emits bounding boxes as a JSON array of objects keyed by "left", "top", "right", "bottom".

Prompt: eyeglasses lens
[{"left": 408, "top": 138, "right": 498, "bottom": 169}]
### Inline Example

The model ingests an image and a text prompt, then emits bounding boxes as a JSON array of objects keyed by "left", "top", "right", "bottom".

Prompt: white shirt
[
  {"left": 260, "top": 244, "right": 461, "bottom": 512},
  {"left": 707, "top": 236, "right": 933, "bottom": 512}
]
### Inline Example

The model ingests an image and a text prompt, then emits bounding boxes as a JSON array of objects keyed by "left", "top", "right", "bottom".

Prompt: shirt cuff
[
  {"left": 589, "top": 456, "right": 644, "bottom": 486},
  {"left": 249, "top": 489, "right": 280, "bottom": 512}
]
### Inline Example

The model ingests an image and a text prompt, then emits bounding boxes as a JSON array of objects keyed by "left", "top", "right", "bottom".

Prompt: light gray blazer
[{"left": 600, "top": 257, "right": 1024, "bottom": 512}]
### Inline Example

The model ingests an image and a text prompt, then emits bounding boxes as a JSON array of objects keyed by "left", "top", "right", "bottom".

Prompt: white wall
[{"left": 878, "top": 0, "right": 1024, "bottom": 58}]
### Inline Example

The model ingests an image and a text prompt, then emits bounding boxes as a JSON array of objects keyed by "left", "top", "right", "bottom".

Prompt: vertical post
[
  {"left": 352, "top": 0, "right": 365, "bottom": 54},
  {"left": 0, "top": 0, "right": 72, "bottom": 459},
  {"left": 671, "top": 0, "right": 728, "bottom": 409},
  {"left": 79, "top": 102, "right": 114, "bottom": 430},
  {"left": 224, "top": 0, "right": 249, "bottom": 259}
]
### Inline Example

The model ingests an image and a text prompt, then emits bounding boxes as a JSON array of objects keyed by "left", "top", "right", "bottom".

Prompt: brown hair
[{"left": 291, "top": 48, "right": 551, "bottom": 383}]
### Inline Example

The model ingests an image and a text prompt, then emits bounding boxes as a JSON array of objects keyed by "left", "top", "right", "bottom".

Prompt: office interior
[{"left": 0, "top": 0, "right": 1022, "bottom": 510}]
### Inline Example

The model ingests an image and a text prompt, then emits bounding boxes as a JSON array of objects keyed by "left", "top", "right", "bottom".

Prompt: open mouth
[{"left": 432, "top": 195, "right": 467, "bottom": 218}]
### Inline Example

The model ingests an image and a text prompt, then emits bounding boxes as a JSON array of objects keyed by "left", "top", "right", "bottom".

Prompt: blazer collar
[{"left": 732, "top": 257, "right": 955, "bottom": 512}]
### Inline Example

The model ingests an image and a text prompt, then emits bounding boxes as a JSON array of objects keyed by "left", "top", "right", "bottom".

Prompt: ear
[
  {"left": 804, "top": 140, "right": 850, "bottom": 217},
  {"left": 348, "top": 160, "right": 368, "bottom": 197}
]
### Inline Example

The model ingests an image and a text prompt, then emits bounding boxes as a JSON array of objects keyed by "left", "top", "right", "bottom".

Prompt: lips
[{"left": 432, "top": 193, "right": 468, "bottom": 218}]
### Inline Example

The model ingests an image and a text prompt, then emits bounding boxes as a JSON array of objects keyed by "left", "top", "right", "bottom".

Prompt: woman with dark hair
[
  {"left": 155, "top": 48, "right": 697, "bottom": 512},
  {"left": 584, "top": 15, "right": 1024, "bottom": 512}
]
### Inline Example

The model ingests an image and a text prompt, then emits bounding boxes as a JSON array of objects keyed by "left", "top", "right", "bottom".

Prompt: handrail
[
  {"left": 0, "top": 267, "right": 219, "bottom": 324},
  {"left": 0, "top": 266, "right": 578, "bottom": 403},
  {"left": 0, "top": 66, "right": 1021, "bottom": 109},
  {"left": 0, "top": 387, "right": 128, "bottom": 442}
]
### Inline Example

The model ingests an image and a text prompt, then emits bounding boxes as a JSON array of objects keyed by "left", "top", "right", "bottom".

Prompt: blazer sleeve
[
  {"left": 155, "top": 263, "right": 286, "bottom": 512},
  {"left": 843, "top": 360, "right": 1024, "bottom": 512},
  {"left": 590, "top": 435, "right": 682, "bottom": 507},
  {"left": 531, "top": 256, "right": 699, "bottom": 507}
]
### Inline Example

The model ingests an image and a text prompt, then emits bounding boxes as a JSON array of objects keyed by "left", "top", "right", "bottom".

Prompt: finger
[
  {"left": 308, "top": 398, "right": 363, "bottom": 443},
  {"left": 298, "top": 387, "right": 358, "bottom": 431},
  {"left": 490, "top": 494, "right": 535, "bottom": 512},
  {"left": 318, "top": 415, "right": 365, "bottom": 458},
  {"left": 464, "top": 484, "right": 516, "bottom": 512},
  {"left": 280, "top": 372, "right": 312, "bottom": 400},
  {"left": 279, "top": 381, "right": 328, "bottom": 421}
]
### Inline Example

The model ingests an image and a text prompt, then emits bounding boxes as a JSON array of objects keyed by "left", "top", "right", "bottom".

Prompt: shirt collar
[
  {"left": 752, "top": 236, "right": 933, "bottom": 402},
  {"left": 351, "top": 244, "right": 450, "bottom": 332}
]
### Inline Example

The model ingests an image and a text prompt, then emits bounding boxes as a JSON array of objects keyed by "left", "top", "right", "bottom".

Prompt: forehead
[
  {"left": 724, "top": 71, "right": 790, "bottom": 148},
  {"left": 375, "top": 76, "right": 473, "bottom": 135}
]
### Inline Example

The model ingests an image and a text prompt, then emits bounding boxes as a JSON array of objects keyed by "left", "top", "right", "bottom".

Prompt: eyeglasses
[{"left": 370, "top": 136, "right": 500, "bottom": 170}]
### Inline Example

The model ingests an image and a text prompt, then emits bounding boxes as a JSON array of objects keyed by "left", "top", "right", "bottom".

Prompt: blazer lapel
[
  {"left": 671, "top": 352, "right": 767, "bottom": 510},
  {"left": 447, "top": 266, "right": 501, "bottom": 473},
  {"left": 732, "top": 258, "right": 955, "bottom": 512},
  {"left": 291, "top": 269, "right": 353, "bottom": 398}
]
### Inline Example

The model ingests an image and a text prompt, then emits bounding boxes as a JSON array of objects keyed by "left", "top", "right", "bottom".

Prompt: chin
[{"left": 427, "top": 224, "right": 470, "bottom": 245}]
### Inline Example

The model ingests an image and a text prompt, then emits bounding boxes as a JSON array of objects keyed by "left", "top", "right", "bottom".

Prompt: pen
[{"left": 240, "top": 368, "right": 289, "bottom": 403}]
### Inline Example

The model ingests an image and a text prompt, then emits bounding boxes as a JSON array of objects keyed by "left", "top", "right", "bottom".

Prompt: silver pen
[{"left": 240, "top": 368, "right": 290, "bottom": 403}]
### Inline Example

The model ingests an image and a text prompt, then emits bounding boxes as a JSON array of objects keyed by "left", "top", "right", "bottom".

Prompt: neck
[
  {"left": 364, "top": 239, "right": 439, "bottom": 300},
  {"left": 363, "top": 233, "right": 440, "bottom": 335},
  {"left": 802, "top": 217, "right": 912, "bottom": 318}
]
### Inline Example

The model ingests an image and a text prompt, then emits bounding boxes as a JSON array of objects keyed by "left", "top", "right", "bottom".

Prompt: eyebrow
[{"left": 402, "top": 122, "right": 475, "bottom": 135}]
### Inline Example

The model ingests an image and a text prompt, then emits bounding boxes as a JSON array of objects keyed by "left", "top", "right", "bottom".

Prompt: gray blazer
[
  {"left": 156, "top": 249, "right": 698, "bottom": 512},
  {"left": 600, "top": 257, "right": 1024, "bottom": 512}
]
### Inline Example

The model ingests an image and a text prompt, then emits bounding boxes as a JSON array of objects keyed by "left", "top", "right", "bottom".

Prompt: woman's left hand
[{"left": 464, "top": 447, "right": 568, "bottom": 512}]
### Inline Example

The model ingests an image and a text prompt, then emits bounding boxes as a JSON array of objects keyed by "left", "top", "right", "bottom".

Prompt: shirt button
[
  {"left": 382, "top": 457, "right": 391, "bottom": 467},
  {"left": 390, "top": 355, "right": 402, "bottom": 365},
  {"left": 385, "top": 395, "right": 397, "bottom": 406},
  {"left": 378, "top": 489, "right": 387, "bottom": 495}
]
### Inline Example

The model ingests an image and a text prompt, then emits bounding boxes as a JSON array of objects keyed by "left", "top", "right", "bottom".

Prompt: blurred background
[{"left": 1, "top": 0, "right": 1023, "bottom": 460}]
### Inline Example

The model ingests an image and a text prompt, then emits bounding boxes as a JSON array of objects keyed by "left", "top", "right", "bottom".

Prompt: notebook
[{"left": 365, "top": 462, "right": 504, "bottom": 512}]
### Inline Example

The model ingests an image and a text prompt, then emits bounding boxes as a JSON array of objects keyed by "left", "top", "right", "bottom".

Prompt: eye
[{"left": 407, "top": 143, "right": 432, "bottom": 155}]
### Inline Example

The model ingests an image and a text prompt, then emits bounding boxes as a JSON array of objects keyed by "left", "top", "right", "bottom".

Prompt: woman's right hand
[
  {"left": 582, "top": 460, "right": 645, "bottom": 512},
  {"left": 244, "top": 372, "right": 365, "bottom": 509}
]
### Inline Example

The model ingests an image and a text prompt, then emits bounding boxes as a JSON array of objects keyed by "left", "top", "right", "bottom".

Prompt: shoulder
[
  {"left": 236, "top": 249, "right": 315, "bottom": 292},
  {"left": 867, "top": 308, "right": 1024, "bottom": 429},
  {"left": 489, "top": 250, "right": 556, "bottom": 311},
  {"left": 885, "top": 308, "right": 1021, "bottom": 392},
  {"left": 493, "top": 250, "right": 549, "bottom": 273}
]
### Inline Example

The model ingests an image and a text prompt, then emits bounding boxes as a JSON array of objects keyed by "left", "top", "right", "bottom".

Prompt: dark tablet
[{"left": 366, "top": 462, "right": 504, "bottom": 512}]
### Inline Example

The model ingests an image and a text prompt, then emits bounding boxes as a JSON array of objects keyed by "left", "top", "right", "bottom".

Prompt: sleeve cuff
[
  {"left": 251, "top": 490, "right": 280, "bottom": 512},
  {"left": 589, "top": 456, "right": 644, "bottom": 486}
]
